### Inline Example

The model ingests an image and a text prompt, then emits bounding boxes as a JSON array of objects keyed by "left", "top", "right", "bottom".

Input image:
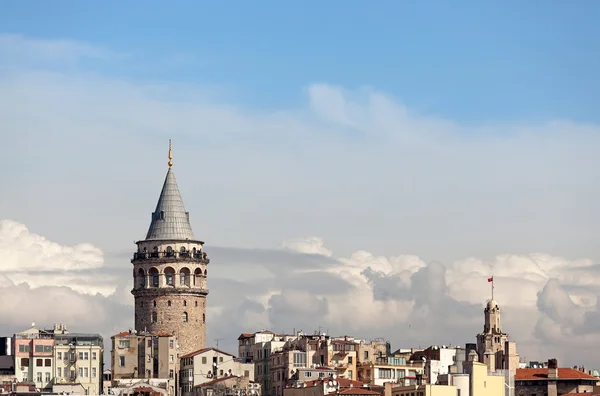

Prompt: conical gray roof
[{"left": 145, "top": 168, "right": 195, "bottom": 240}]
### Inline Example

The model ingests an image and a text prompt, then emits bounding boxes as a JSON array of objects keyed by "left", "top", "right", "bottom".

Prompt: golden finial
[{"left": 168, "top": 139, "right": 173, "bottom": 168}]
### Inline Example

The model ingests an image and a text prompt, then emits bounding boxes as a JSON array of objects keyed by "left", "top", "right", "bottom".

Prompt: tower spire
[{"left": 168, "top": 139, "right": 173, "bottom": 168}]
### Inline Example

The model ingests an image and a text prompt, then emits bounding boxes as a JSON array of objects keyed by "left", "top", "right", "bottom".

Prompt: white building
[{"left": 180, "top": 347, "right": 255, "bottom": 395}]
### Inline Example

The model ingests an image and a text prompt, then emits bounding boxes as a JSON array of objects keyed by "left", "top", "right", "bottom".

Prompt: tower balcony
[{"left": 132, "top": 250, "right": 210, "bottom": 264}]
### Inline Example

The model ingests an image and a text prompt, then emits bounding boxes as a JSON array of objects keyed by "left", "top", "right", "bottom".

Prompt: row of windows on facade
[
  {"left": 118, "top": 338, "right": 176, "bottom": 349},
  {"left": 117, "top": 356, "right": 176, "bottom": 379},
  {"left": 141, "top": 299, "right": 203, "bottom": 308},
  {"left": 137, "top": 268, "right": 206, "bottom": 288},
  {"left": 181, "top": 356, "right": 224, "bottom": 367},
  {"left": 18, "top": 351, "right": 97, "bottom": 367},
  {"left": 24, "top": 367, "right": 98, "bottom": 383},
  {"left": 150, "top": 311, "right": 205, "bottom": 324}
]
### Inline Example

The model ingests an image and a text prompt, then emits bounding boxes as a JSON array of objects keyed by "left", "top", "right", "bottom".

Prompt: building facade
[
  {"left": 131, "top": 142, "right": 210, "bottom": 356},
  {"left": 111, "top": 330, "right": 178, "bottom": 395},
  {"left": 53, "top": 331, "right": 104, "bottom": 395},
  {"left": 180, "top": 347, "right": 255, "bottom": 396}
]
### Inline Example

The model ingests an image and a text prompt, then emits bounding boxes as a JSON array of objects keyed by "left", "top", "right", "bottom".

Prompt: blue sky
[{"left": 1, "top": 1, "right": 599, "bottom": 122}]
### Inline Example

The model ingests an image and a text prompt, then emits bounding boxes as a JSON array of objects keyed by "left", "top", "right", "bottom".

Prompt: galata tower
[{"left": 131, "top": 140, "right": 209, "bottom": 355}]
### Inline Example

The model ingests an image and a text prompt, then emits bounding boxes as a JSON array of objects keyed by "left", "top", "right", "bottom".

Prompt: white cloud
[
  {"left": 0, "top": 220, "right": 103, "bottom": 273},
  {"left": 0, "top": 35, "right": 599, "bottom": 368}
]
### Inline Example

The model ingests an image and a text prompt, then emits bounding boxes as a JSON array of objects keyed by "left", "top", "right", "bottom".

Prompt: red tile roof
[
  {"left": 516, "top": 368, "right": 598, "bottom": 381},
  {"left": 238, "top": 333, "right": 254, "bottom": 339},
  {"left": 336, "top": 389, "right": 380, "bottom": 395},
  {"left": 179, "top": 347, "right": 235, "bottom": 359}
]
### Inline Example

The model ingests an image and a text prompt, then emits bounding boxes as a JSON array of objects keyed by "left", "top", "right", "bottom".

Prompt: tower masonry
[{"left": 131, "top": 142, "right": 209, "bottom": 356}]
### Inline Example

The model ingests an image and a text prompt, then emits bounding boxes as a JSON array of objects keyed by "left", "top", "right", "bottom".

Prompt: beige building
[
  {"left": 111, "top": 330, "right": 178, "bottom": 396},
  {"left": 193, "top": 375, "right": 261, "bottom": 396},
  {"left": 53, "top": 331, "right": 104, "bottom": 395},
  {"left": 180, "top": 347, "right": 255, "bottom": 395},
  {"left": 393, "top": 361, "right": 503, "bottom": 396},
  {"left": 238, "top": 330, "right": 297, "bottom": 395},
  {"left": 357, "top": 357, "right": 425, "bottom": 387},
  {"left": 132, "top": 143, "right": 210, "bottom": 356}
]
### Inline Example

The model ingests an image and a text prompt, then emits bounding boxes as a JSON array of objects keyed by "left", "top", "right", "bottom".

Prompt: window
[
  {"left": 79, "top": 352, "right": 84, "bottom": 360},
  {"left": 244, "top": 370, "right": 250, "bottom": 377},
  {"left": 184, "top": 300, "right": 187, "bottom": 306},
  {"left": 180, "top": 273, "right": 186, "bottom": 285},
  {"left": 183, "top": 312, "right": 188, "bottom": 323},
  {"left": 36, "top": 359, "right": 43, "bottom": 367},
  {"left": 19, "top": 345, "right": 30, "bottom": 353},
  {"left": 169, "top": 369, "right": 174, "bottom": 379},
  {"left": 203, "top": 313, "right": 206, "bottom": 324},
  {"left": 35, "top": 345, "right": 44, "bottom": 353},
  {"left": 119, "top": 340, "right": 131, "bottom": 349},
  {"left": 45, "top": 359, "right": 51, "bottom": 366},
  {"left": 57, "top": 352, "right": 62, "bottom": 360},
  {"left": 153, "top": 300, "right": 157, "bottom": 307},
  {"left": 92, "top": 352, "right": 97, "bottom": 360},
  {"left": 78, "top": 368, "right": 83, "bottom": 377},
  {"left": 166, "top": 272, "right": 174, "bottom": 285},
  {"left": 84, "top": 352, "right": 88, "bottom": 360},
  {"left": 170, "top": 339, "right": 174, "bottom": 348},
  {"left": 195, "top": 301, "right": 198, "bottom": 307},
  {"left": 305, "top": 372, "right": 312, "bottom": 378},
  {"left": 58, "top": 368, "right": 62, "bottom": 377},
  {"left": 348, "top": 356, "right": 353, "bottom": 364},
  {"left": 148, "top": 339, "right": 152, "bottom": 347},
  {"left": 293, "top": 353, "right": 306, "bottom": 367},
  {"left": 152, "top": 312, "right": 158, "bottom": 323},
  {"left": 20, "top": 358, "right": 29, "bottom": 367},
  {"left": 202, "top": 357, "right": 207, "bottom": 364},
  {"left": 170, "top": 355, "right": 174, "bottom": 363},
  {"left": 45, "top": 372, "right": 50, "bottom": 382},
  {"left": 84, "top": 367, "right": 88, "bottom": 377},
  {"left": 364, "top": 351, "right": 369, "bottom": 360},
  {"left": 119, "top": 356, "right": 125, "bottom": 367},
  {"left": 219, "top": 357, "right": 223, "bottom": 363},
  {"left": 152, "top": 272, "right": 159, "bottom": 286},
  {"left": 92, "top": 368, "right": 97, "bottom": 378},
  {"left": 168, "top": 300, "right": 172, "bottom": 307},
  {"left": 37, "top": 372, "right": 42, "bottom": 382}
]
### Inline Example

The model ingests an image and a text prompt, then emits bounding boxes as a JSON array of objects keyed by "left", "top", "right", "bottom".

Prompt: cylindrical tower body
[{"left": 132, "top": 239, "right": 209, "bottom": 355}]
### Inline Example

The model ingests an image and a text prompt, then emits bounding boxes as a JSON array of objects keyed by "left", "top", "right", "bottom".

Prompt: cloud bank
[{"left": 0, "top": 34, "right": 598, "bottom": 367}]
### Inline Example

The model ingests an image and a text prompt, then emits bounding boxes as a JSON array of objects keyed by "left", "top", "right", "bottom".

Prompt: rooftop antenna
[
  {"left": 214, "top": 338, "right": 224, "bottom": 349},
  {"left": 168, "top": 139, "right": 173, "bottom": 168}
]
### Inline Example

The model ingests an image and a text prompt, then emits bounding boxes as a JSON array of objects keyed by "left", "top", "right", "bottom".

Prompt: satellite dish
[
  {"left": 333, "top": 380, "right": 337, "bottom": 386},
  {"left": 332, "top": 374, "right": 337, "bottom": 380},
  {"left": 328, "top": 381, "right": 333, "bottom": 386}
]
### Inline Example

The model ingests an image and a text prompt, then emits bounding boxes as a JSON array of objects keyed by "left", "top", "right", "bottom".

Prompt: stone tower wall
[{"left": 135, "top": 292, "right": 207, "bottom": 356}]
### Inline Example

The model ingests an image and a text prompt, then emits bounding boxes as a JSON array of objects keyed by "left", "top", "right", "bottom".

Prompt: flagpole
[{"left": 491, "top": 276, "right": 494, "bottom": 300}]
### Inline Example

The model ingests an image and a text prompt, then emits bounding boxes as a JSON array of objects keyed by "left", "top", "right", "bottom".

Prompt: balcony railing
[{"left": 133, "top": 251, "right": 209, "bottom": 262}]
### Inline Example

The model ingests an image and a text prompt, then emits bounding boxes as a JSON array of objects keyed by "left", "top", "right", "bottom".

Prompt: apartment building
[
  {"left": 180, "top": 347, "right": 254, "bottom": 396},
  {"left": 13, "top": 323, "right": 56, "bottom": 390},
  {"left": 356, "top": 356, "right": 425, "bottom": 386},
  {"left": 238, "top": 330, "right": 296, "bottom": 395},
  {"left": 53, "top": 331, "right": 104, "bottom": 395},
  {"left": 111, "top": 330, "right": 178, "bottom": 396}
]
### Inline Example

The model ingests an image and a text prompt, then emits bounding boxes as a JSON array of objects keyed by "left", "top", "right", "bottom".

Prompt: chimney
[{"left": 548, "top": 358, "right": 558, "bottom": 379}]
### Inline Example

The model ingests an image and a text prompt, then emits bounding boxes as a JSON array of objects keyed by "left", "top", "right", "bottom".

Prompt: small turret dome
[{"left": 487, "top": 299, "right": 498, "bottom": 310}]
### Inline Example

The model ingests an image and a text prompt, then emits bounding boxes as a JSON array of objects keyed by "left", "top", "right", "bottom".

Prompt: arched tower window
[
  {"left": 164, "top": 267, "right": 175, "bottom": 286},
  {"left": 202, "top": 313, "right": 205, "bottom": 324},
  {"left": 149, "top": 268, "right": 159, "bottom": 287},
  {"left": 152, "top": 312, "right": 157, "bottom": 323},
  {"left": 204, "top": 268, "right": 207, "bottom": 276},
  {"left": 168, "top": 300, "right": 172, "bottom": 307},
  {"left": 152, "top": 246, "right": 158, "bottom": 258},
  {"left": 183, "top": 300, "right": 187, "bottom": 307},
  {"left": 137, "top": 268, "right": 145, "bottom": 288},
  {"left": 180, "top": 267, "right": 190, "bottom": 286},
  {"left": 194, "top": 268, "right": 202, "bottom": 286},
  {"left": 153, "top": 300, "right": 157, "bottom": 307},
  {"left": 183, "top": 312, "right": 188, "bottom": 323},
  {"left": 166, "top": 246, "right": 174, "bottom": 258}
]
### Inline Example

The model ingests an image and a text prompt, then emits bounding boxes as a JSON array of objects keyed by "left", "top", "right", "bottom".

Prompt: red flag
[{"left": 488, "top": 277, "right": 493, "bottom": 282}]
